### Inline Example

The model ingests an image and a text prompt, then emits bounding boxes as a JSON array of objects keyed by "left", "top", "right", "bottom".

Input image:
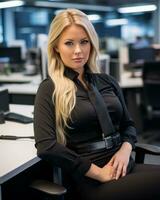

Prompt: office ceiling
[
  {"left": 30, "top": 0, "right": 155, "bottom": 7},
  {"left": 1, "top": 0, "right": 157, "bottom": 13},
  {"left": 100, "top": 0, "right": 155, "bottom": 6}
]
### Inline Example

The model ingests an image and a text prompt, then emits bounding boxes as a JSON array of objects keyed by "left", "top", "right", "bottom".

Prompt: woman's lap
[{"left": 76, "top": 164, "right": 160, "bottom": 200}]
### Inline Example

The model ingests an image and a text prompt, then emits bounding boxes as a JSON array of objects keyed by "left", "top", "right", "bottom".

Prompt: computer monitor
[
  {"left": 39, "top": 46, "right": 48, "bottom": 80},
  {"left": 129, "top": 47, "right": 155, "bottom": 64},
  {"left": 98, "top": 54, "right": 110, "bottom": 74},
  {"left": 0, "top": 47, "right": 23, "bottom": 64},
  {"left": 37, "top": 34, "right": 48, "bottom": 80},
  {"left": 110, "top": 59, "right": 121, "bottom": 82}
]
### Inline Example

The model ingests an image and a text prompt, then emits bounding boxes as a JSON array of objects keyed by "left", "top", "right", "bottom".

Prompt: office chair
[
  {"left": 140, "top": 61, "right": 160, "bottom": 131},
  {"left": 30, "top": 166, "right": 66, "bottom": 200},
  {"left": 29, "top": 143, "right": 160, "bottom": 200}
]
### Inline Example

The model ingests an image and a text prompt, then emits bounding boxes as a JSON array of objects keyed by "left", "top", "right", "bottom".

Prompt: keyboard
[{"left": 5, "top": 112, "right": 33, "bottom": 124}]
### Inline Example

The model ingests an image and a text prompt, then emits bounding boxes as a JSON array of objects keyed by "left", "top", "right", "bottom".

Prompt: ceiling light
[
  {"left": 0, "top": 1, "right": 24, "bottom": 9},
  {"left": 106, "top": 18, "right": 128, "bottom": 26},
  {"left": 118, "top": 4, "right": 157, "bottom": 14},
  {"left": 88, "top": 14, "right": 101, "bottom": 22},
  {"left": 34, "top": 1, "right": 113, "bottom": 12},
  {"left": 48, "top": 0, "right": 64, "bottom": 1}
]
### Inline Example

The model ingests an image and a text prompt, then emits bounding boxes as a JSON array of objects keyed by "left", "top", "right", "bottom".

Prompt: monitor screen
[
  {"left": 129, "top": 47, "right": 155, "bottom": 64},
  {"left": 0, "top": 47, "right": 23, "bottom": 64}
]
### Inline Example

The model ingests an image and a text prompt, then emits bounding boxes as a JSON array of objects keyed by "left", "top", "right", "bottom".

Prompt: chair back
[{"left": 142, "top": 61, "right": 160, "bottom": 117}]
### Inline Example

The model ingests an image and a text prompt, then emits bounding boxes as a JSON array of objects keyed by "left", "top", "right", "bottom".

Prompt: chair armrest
[
  {"left": 135, "top": 143, "right": 160, "bottom": 155},
  {"left": 30, "top": 179, "right": 67, "bottom": 196},
  {"left": 134, "top": 143, "right": 160, "bottom": 164}
]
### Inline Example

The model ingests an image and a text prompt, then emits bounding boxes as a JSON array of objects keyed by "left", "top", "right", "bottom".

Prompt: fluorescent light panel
[
  {"left": 118, "top": 4, "right": 157, "bottom": 14},
  {"left": 0, "top": 1, "right": 24, "bottom": 9},
  {"left": 106, "top": 18, "right": 128, "bottom": 26},
  {"left": 88, "top": 14, "right": 101, "bottom": 21},
  {"left": 35, "top": 1, "right": 113, "bottom": 12}
]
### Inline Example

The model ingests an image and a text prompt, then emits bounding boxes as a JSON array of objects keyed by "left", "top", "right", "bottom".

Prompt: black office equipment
[
  {"left": 109, "top": 59, "right": 120, "bottom": 81},
  {"left": 5, "top": 112, "right": 33, "bottom": 124},
  {"left": 0, "top": 89, "right": 33, "bottom": 124},
  {"left": 0, "top": 135, "right": 34, "bottom": 140},
  {"left": 0, "top": 46, "right": 24, "bottom": 72},
  {"left": 140, "top": 61, "right": 160, "bottom": 131},
  {"left": 129, "top": 47, "right": 155, "bottom": 64},
  {"left": 0, "top": 47, "right": 23, "bottom": 64},
  {"left": 98, "top": 54, "right": 110, "bottom": 75},
  {"left": 0, "top": 111, "right": 5, "bottom": 124},
  {"left": 0, "top": 89, "right": 10, "bottom": 113}
]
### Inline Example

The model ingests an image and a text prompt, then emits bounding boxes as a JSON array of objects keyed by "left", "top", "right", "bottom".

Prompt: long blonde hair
[{"left": 47, "top": 8, "right": 100, "bottom": 144}]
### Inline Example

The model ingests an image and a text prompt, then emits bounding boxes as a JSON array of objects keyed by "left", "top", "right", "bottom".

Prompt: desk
[
  {"left": 0, "top": 73, "right": 41, "bottom": 84},
  {"left": 0, "top": 72, "right": 143, "bottom": 129},
  {"left": 0, "top": 71, "right": 142, "bottom": 92},
  {"left": 0, "top": 73, "right": 41, "bottom": 104},
  {"left": 0, "top": 71, "right": 143, "bottom": 105},
  {"left": 120, "top": 72, "right": 143, "bottom": 89},
  {"left": 0, "top": 104, "right": 40, "bottom": 200}
]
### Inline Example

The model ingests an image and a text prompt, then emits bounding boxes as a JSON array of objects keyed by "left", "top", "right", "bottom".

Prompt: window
[{"left": 0, "top": 10, "right": 3, "bottom": 44}]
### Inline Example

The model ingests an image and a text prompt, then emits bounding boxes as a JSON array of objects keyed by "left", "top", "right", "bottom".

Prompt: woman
[{"left": 34, "top": 8, "right": 160, "bottom": 200}]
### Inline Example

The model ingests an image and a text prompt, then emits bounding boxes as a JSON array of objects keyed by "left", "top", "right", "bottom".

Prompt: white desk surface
[
  {"left": 0, "top": 104, "right": 40, "bottom": 184},
  {"left": 120, "top": 72, "right": 143, "bottom": 89},
  {"left": 0, "top": 73, "right": 41, "bottom": 83},
  {"left": 0, "top": 72, "right": 142, "bottom": 96},
  {"left": 0, "top": 83, "right": 39, "bottom": 95},
  {"left": 0, "top": 73, "right": 41, "bottom": 95}
]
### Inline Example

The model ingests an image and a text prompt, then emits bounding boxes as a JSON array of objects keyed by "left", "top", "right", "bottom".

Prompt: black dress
[{"left": 34, "top": 67, "right": 160, "bottom": 200}]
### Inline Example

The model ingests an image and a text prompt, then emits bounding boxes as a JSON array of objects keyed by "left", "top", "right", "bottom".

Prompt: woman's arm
[{"left": 34, "top": 78, "right": 91, "bottom": 182}]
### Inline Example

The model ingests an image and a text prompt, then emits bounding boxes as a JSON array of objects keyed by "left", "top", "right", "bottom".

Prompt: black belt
[{"left": 71, "top": 133, "right": 121, "bottom": 154}]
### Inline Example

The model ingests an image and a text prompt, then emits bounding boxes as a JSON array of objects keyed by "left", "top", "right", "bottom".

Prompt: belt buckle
[
  {"left": 103, "top": 135, "right": 113, "bottom": 149},
  {"left": 113, "top": 133, "right": 121, "bottom": 146}
]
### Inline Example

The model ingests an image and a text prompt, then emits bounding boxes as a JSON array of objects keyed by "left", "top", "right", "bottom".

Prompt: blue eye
[
  {"left": 65, "top": 41, "right": 73, "bottom": 46},
  {"left": 81, "top": 40, "right": 89, "bottom": 45}
]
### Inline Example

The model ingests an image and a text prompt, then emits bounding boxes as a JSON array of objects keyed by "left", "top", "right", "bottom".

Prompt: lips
[
  {"left": 73, "top": 58, "right": 83, "bottom": 62},
  {"left": 73, "top": 58, "right": 83, "bottom": 60}
]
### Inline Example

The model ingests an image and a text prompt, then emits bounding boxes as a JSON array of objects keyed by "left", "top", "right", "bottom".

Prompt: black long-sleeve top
[{"left": 34, "top": 67, "right": 137, "bottom": 181}]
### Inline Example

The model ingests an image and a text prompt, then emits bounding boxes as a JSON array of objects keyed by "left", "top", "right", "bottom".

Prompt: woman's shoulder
[
  {"left": 37, "top": 77, "right": 54, "bottom": 95},
  {"left": 93, "top": 73, "right": 119, "bottom": 86}
]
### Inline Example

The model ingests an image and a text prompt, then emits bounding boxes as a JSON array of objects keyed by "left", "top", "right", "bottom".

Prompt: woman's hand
[
  {"left": 85, "top": 163, "right": 116, "bottom": 183},
  {"left": 85, "top": 142, "right": 132, "bottom": 182},
  {"left": 108, "top": 142, "right": 132, "bottom": 180},
  {"left": 99, "top": 163, "right": 116, "bottom": 182}
]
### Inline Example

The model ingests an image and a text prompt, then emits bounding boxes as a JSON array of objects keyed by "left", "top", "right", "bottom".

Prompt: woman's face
[{"left": 56, "top": 24, "right": 91, "bottom": 74}]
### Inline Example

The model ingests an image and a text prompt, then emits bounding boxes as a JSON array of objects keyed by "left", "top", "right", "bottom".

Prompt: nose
[{"left": 74, "top": 44, "right": 82, "bottom": 55}]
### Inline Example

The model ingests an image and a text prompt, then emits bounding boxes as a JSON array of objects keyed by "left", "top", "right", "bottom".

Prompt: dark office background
[{"left": 0, "top": 0, "right": 156, "bottom": 48}]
